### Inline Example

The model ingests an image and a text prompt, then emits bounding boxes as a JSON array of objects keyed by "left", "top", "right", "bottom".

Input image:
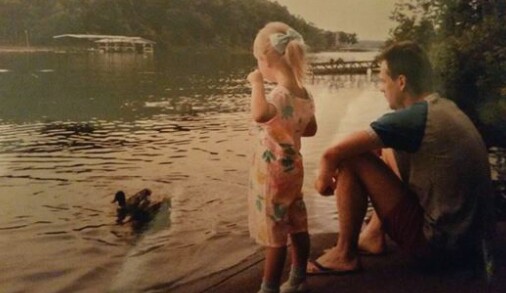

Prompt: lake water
[{"left": 0, "top": 50, "right": 389, "bottom": 292}]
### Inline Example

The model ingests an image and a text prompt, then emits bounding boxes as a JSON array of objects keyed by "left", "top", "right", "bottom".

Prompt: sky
[{"left": 272, "top": 0, "right": 398, "bottom": 41}]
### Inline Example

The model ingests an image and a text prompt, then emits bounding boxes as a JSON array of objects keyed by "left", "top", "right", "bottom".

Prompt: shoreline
[
  {"left": 0, "top": 45, "right": 251, "bottom": 55},
  {"left": 0, "top": 46, "right": 58, "bottom": 53},
  {"left": 0, "top": 45, "right": 381, "bottom": 55}
]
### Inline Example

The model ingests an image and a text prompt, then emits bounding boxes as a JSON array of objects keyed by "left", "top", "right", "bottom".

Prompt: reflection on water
[
  {"left": 0, "top": 51, "right": 382, "bottom": 292},
  {"left": 0, "top": 52, "right": 252, "bottom": 122},
  {"left": 311, "top": 73, "right": 380, "bottom": 90}
]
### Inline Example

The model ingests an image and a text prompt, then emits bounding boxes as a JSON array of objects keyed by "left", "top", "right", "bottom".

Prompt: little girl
[{"left": 247, "top": 22, "right": 317, "bottom": 293}]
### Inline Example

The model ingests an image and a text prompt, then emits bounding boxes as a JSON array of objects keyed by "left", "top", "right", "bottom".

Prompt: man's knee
[
  {"left": 337, "top": 152, "right": 406, "bottom": 212},
  {"left": 338, "top": 152, "right": 382, "bottom": 173}
]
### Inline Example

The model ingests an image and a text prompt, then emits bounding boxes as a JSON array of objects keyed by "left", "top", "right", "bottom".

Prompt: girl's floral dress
[{"left": 248, "top": 85, "right": 315, "bottom": 247}]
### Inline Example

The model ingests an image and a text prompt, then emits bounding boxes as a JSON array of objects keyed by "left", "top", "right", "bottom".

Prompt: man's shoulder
[
  {"left": 377, "top": 100, "right": 428, "bottom": 126},
  {"left": 426, "top": 93, "right": 459, "bottom": 110},
  {"left": 370, "top": 101, "right": 428, "bottom": 152}
]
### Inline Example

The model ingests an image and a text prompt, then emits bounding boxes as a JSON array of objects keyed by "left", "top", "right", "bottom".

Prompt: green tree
[
  {"left": 338, "top": 31, "right": 358, "bottom": 46},
  {"left": 0, "top": 0, "right": 350, "bottom": 52},
  {"left": 389, "top": 0, "right": 506, "bottom": 146}
]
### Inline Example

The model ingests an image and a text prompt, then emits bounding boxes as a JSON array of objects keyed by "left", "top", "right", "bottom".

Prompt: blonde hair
[{"left": 253, "top": 22, "right": 307, "bottom": 86}]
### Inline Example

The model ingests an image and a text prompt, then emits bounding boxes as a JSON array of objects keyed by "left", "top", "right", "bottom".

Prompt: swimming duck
[
  {"left": 170, "top": 99, "right": 195, "bottom": 115},
  {"left": 112, "top": 188, "right": 163, "bottom": 225}
]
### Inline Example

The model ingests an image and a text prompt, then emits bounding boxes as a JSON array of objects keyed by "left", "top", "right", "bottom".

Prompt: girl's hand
[
  {"left": 248, "top": 69, "right": 274, "bottom": 122},
  {"left": 247, "top": 69, "right": 263, "bottom": 85}
]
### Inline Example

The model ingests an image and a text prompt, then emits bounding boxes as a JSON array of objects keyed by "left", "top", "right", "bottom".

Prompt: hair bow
[{"left": 269, "top": 28, "right": 304, "bottom": 54}]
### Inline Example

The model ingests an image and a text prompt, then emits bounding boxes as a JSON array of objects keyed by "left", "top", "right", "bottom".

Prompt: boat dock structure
[
  {"left": 310, "top": 60, "right": 379, "bottom": 75},
  {"left": 53, "top": 34, "right": 155, "bottom": 53}
]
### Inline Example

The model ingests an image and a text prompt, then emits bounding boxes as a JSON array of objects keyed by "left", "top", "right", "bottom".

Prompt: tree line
[
  {"left": 0, "top": 0, "right": 357, "bottom": 52},
  {"left": 388, "top": 0, "right": 506, "bottom": 147}
]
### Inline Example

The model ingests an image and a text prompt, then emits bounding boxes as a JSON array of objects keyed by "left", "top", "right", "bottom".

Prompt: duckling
[{"left": 112, "top": 188, "right": 162, "bottom": 225}]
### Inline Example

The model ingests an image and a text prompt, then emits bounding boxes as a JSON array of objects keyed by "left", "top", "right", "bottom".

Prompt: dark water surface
[
  {"left": 0, "top": 51, "right": 257, "bottom": 292},
  {"left": 0, "top": 52, "right": 253, "bottom": 122}
]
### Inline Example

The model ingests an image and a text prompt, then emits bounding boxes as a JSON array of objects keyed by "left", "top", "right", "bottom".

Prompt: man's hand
[{"left": 315, "top": 172, "right": 336, "bottom": 196}]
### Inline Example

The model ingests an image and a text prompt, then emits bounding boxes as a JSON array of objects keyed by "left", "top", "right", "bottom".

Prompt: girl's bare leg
[
  {"left": 262, "top": 246, "right": 287, "bottom": 290},
  {"left": 289, "top": 232, "right": 310, "bottom": 269},
  {"left": 279, "top": 232, "right": 310, "bottom": 289}
]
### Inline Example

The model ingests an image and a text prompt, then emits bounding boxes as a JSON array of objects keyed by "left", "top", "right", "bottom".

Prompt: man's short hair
[{"left": 378, "top": 41, "right": 433, "bottom": 96}]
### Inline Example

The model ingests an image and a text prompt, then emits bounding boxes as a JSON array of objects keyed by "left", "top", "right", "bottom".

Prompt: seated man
[{"left": 309, "top": 41, "right": 495, "bottom": 274}]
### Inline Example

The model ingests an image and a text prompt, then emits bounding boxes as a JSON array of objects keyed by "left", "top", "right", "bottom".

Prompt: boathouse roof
[
  {"left": 53, "top": 34, "right": 155, "bottom": 44},
  {"left": 94, "top": 38, "right": 155, "bottom": 44}
]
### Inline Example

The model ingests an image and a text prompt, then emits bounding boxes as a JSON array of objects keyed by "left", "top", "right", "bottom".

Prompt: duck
[
  {"left": 170, "top": 99, "right": 195, "bottom": 115},
  {"left": 112, "top": 188, "right": 163, "bottom": 225}
]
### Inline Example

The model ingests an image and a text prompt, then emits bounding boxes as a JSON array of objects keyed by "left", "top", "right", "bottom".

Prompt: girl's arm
[
  {"left": 247, "top": 70, "right": 276, "bottom": 123},
  {"left": 302, "top": 116, "right": 317, "bottom": 137}
]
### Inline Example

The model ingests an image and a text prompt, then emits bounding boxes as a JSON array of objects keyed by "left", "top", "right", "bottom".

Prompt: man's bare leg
[
  {"left": 358, "top": 149, "right": 400, "bottom": 255},
  {"left": 311, "top": 152, "right": 408, "bottom": 270},
  {"left": 358, "top": 212, "right": 386, "bottom": 254},
  {"left": 311, "top": 164, "right": 367, "bottom": 271}
]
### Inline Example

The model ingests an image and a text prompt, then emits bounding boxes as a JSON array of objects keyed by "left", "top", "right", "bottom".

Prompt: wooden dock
[
  {"left": 179, "top": 222, "right": 506, "bottom": 293},
  {"left": 310, "top": 60, "right": 379, "bottom": 75}
]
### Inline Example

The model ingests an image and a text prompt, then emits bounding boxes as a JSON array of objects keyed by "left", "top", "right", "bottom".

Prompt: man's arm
[{"left": 315, "top": 129, "right": 383, "bottom": 195}]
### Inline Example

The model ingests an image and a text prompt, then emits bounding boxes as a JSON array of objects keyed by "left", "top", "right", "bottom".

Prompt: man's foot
[
  {"left": 322, "top": 232, "right": 386, "bottom": 256},
  {"left": 307, "top": 246, "right": 361, "bottom": 275},
  {"left": 306, "top": 260, "right": 363, "bottom": 276},
  {"left": 358, "top": 228, "right": 386, "bottom": 255}
]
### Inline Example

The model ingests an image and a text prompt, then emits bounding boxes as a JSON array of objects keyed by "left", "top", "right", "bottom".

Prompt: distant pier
[{"left": 310, "top": 60, "right": 379, "bottom": 75}]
